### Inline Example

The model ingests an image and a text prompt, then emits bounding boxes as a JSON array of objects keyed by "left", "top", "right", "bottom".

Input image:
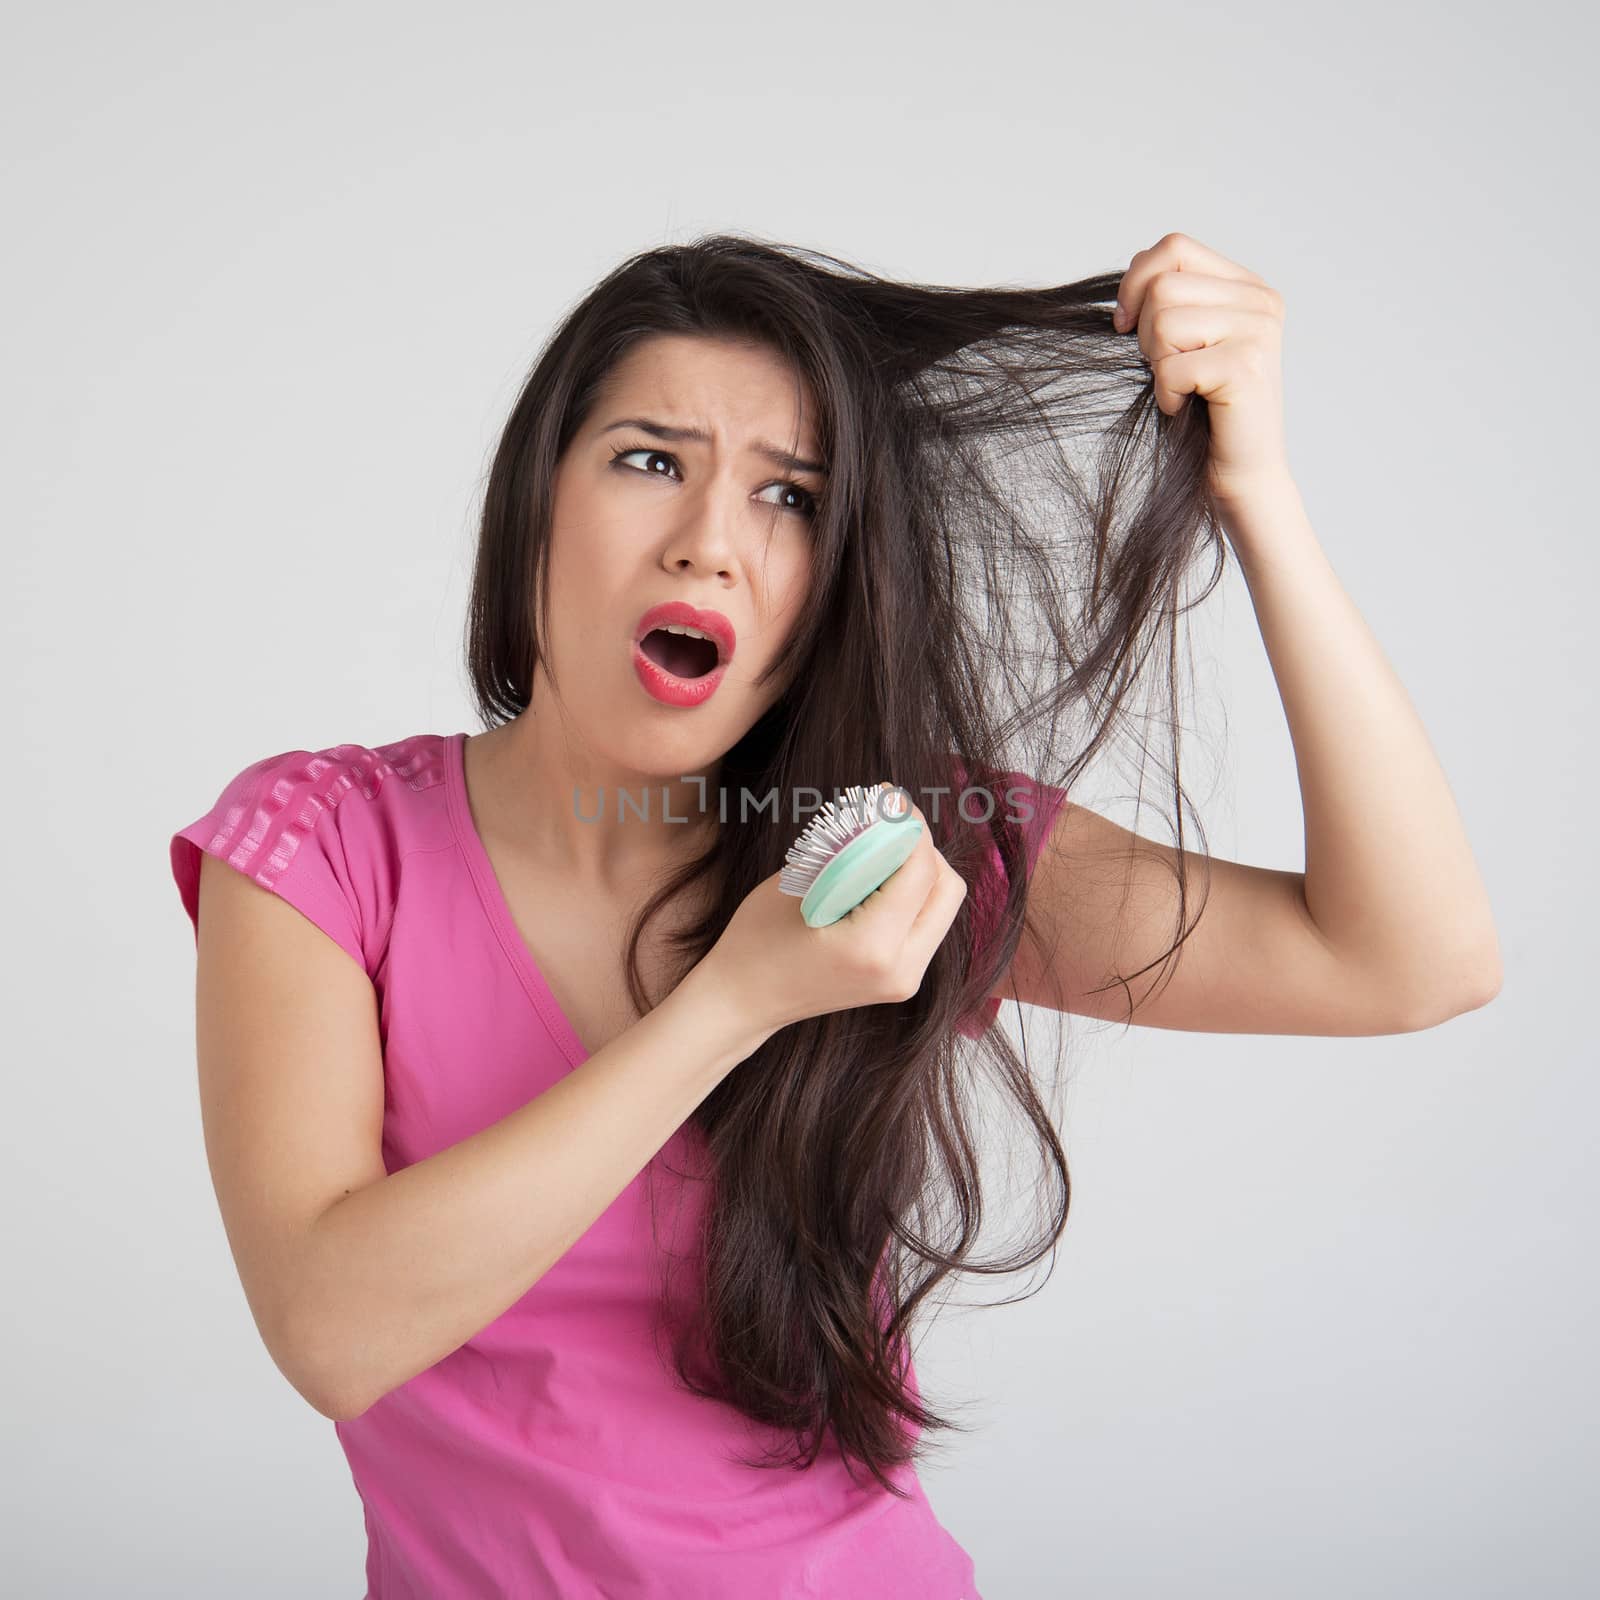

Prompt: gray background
[{"left": 4, "top": 1, "right": 1592, "bottom": 1594}]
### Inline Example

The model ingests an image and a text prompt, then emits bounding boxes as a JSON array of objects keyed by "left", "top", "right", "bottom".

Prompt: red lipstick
[{"left": 632, "top": 600, "right": 737, "bottom": 709}]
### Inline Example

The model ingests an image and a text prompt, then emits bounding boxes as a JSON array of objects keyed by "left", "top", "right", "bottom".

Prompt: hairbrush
[{"left": 778, "top": 782, "right": 925, "bottom": 928}]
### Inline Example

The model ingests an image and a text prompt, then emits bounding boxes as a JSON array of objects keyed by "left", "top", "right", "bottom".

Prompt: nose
[{"left": 659, "top": 479, "right": 746, "bottom": 584}]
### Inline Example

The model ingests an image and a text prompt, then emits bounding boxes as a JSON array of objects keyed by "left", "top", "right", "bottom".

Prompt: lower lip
[{"left": 632, "top": 639, "right": 729, "bottom": 707}]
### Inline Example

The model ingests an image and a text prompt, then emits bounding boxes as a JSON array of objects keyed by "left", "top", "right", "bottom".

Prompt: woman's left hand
[{"left": 1112, "top": 232, "right": 1290, "bottom": 508}]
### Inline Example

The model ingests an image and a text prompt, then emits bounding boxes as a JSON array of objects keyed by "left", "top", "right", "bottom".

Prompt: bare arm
[
  {"left": 999, "top": 474, "right": 1501, "bottom": 1036},
  {"left": 193, "top": 852, "right": 771, "bottom": 1424},
  {"left": 1217, "top": 473, "right": 1500, "bottom": 1006},
  {"left": 294, "top": 963, "right": 763, "bottom": 1420}
]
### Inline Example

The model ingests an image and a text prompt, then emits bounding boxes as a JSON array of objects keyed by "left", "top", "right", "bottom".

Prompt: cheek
[
  {"left": 549, "top": 518, "right": 629, "bottom": 614},
  {"left": 771, "top": 554, "right": 815, "bottom": 627},
  {"left": 752, "top": 567, "right": 815, "bottom": 691}
]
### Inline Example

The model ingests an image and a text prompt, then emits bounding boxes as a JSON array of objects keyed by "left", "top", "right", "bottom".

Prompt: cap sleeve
[
  {"left": 169, "top": 746, "right": 371, "bottom": 975},
  {"left": 953, "top": 764, "right": 1068, "bottom": 1040}
]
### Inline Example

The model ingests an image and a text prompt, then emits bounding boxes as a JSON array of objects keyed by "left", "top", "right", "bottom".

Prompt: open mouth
[{"left": 637, "top": 626, "right": 720, "bottom": 680}]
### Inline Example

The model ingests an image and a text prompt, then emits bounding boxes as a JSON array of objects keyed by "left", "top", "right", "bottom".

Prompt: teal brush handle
[{"left": 800, "top": 815, "right": 925, "bottom": 928}]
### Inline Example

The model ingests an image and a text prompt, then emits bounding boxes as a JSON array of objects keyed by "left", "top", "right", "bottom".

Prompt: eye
[
  {"left": 607, "top": 444, "right": 819, "bottom": 521},
  {"left": 609, "top": 445, "right": 681, "bottom": 481},
  {"left": 761, "top": 481, "right": 821, "bottom": 520}
]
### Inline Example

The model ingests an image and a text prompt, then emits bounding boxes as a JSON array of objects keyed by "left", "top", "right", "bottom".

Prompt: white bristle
[{"left": 778, "top": 783, "right": 908, "bottom": 897}]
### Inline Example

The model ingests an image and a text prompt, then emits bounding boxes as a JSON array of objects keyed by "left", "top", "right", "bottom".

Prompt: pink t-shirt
[{"left": 168, "top": 731, "right": 1065, "bottom": 1599}]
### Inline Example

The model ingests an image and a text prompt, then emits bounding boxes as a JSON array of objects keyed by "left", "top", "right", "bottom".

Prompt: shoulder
[
  {"left": 946, "top": 753, "right": 1069, "bottom": 874},
  {"left": 943, "top": 753, "right": 1070, "bottom": 1040},
  {"left": 168, "top": 731, "right": 454, "bottom": 975}
]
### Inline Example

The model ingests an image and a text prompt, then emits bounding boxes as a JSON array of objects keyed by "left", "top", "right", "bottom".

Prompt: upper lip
[{"left": 633, "top": 601, "right": 737, "bottom": 666}]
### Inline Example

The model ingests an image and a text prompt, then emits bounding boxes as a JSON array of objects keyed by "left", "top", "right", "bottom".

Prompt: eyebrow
[{"left": 599, "top": 417, "right": 828, "bottom": 478}]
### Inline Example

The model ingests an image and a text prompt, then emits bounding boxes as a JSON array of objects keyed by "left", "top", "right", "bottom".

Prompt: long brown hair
[{"left": 463, "top": 232, "right": 1224, "bottom": 1495}]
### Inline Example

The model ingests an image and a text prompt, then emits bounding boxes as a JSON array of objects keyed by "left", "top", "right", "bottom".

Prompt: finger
[
  {"left": 1134, "top": 274, "right": 1279, "bottom": 336},
  {"left": 1138, "top": 300, "right": 1278, "bottom": 367},
  {"left": 1114, "top": 232, "right": 1268, "bottom": 332},
  {"left": 903, "top": 859, "right": 968, "bottom": 963},
  {"left": 846, "top": 812, "right": 938, "bottom": 925},
  {"left": 867, "top": 823, "right": 939, "bottom": 916},
  {"left": 1150, "top": 335, "right": 1272, "bottom": 415}
]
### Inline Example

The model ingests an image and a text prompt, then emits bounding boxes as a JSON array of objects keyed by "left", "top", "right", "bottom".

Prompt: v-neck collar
[{"left": 444, "top": 729, "right": 591, "bottom": 1074}]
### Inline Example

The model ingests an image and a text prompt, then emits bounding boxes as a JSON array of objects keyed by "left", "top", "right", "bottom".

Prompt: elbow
[
  {"left": 298, "top": 1362, "right": 372, "bottom": 1424},
  {"left": 318, "top": 1389, "right": 370, "bottom": 1424},
  {"left": 299, "top": 1343, "right": 377, "bottom": 1423},
  {"left": 297, "top": 1382, "right": 351, "bottom": 1424},
  {"left": 277, "top": 1339, "right": 358, "bottom": 1422},
  {"left": 1468, "top": 954, "right": 1504, "bottom": 1010},
  {"left": 1455, "top": 932, "right": 1505, "bottom": 1014},
  {"left": 1387, "top": 941, "right": 1503, "bottom": 1032},
  {"left": 274, "top": 1302, "right": 369, "bottom": 1423},
  {"left": 299, "top": 1362, "right": 360, "bottom": 1421}
]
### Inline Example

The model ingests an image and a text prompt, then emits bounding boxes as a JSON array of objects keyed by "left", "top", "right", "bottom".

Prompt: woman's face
[{"left": 539, "top": 333, "right": 824, "bottom": 779}]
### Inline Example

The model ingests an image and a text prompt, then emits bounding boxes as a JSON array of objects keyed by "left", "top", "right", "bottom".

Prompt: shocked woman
[{"left": 169, "top": 231, "right": 1500, "bottom": 1599}]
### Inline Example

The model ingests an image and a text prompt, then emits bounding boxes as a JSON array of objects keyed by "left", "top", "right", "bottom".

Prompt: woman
[{"left": 169, "top": 231, "right": 1501, "bottom": 1598}]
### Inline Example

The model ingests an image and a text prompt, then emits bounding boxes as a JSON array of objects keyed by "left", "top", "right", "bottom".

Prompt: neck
[{"left": 470, "top": 682, "right": 722, "bottom": 891}]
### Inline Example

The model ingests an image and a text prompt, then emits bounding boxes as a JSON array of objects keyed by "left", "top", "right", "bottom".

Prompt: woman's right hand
[{"left": 696, "top": 798, "right": 968, "bottom": 1037}]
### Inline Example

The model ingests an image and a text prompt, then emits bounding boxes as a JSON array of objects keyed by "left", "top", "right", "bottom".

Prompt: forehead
[{"left": 593, "top": 334, "right": 822, "bottom": 453}]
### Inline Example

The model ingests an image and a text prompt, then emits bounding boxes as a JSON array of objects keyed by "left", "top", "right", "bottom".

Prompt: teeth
[{"left": 660, "top": 624, "right": 714, "bottom": 643}]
